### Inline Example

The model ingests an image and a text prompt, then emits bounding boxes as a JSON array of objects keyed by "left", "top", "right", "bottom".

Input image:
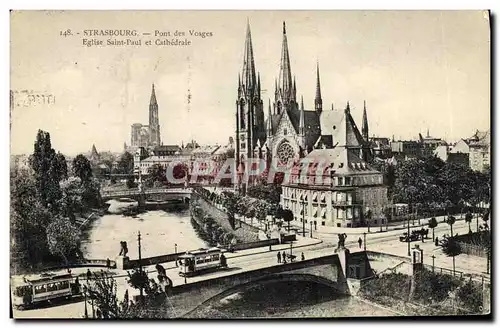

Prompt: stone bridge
[
  {"left": 101, "top": 187, "right": 192, "bottom": 202},
  {"left": 166, "top": 250, "right": 373, "bottom": 318}
]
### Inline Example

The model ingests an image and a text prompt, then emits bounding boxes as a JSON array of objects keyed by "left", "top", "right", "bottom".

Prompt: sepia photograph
[{"left": 9, "top": 9, "right": 491, "bottom": 319}]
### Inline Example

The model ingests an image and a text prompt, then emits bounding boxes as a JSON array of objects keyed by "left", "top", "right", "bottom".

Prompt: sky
[{"left": 10, "top": 10, "right": 490, "bottom": 156}]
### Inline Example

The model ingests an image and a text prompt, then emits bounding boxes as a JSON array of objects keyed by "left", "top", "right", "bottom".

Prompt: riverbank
[{"left": 190, "top": 193, "right": 259, "bottom": 244}]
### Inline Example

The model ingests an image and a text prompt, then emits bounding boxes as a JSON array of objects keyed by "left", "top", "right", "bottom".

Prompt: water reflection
[{"left": 82, "top": 209, "right": 208, "bottom": 260}]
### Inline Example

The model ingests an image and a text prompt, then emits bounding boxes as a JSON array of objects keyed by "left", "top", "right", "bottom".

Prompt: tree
[
  {"left": 11, "top": 168, "right": 52, "bottom": 268},
  {"left": 146, "top": 164, "right": 167, "bottom": 187},
  {"left": 29, "top": 130, "right": 63, "bottom": 209},
  {"left": 118, "top": 152, "right": 134, "bottom": 174},
  {"left": 282, "top": 209, "right": 294, "bottom": 232},
  {"left": 72, "top": 154, "right": 93, "bottom": 184},
  {"left": 58, "top": 177, "right": 84, "bottom": 220},
  {"left": 446, "top": 215, "right": 456, "bottom": 237},
  {"left": 440, "top": 236, "right": 461, "bottom": 274},
  {"left": 464, "top": 211, "right": 473, "bottom": 233},
  {"left": 46, "top": 216, "right": 81, "bottom": 265},
  {"left": 428, "top": 217, "right": 438, "bottom": 241}
]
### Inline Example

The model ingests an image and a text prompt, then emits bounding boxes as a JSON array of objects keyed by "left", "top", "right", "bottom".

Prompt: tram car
[
  {"left": 11, "top": 273, "right": 81, "bottom": 309},
  {"left": 178, "top": 247, "right": 228, "bottom": 277}
]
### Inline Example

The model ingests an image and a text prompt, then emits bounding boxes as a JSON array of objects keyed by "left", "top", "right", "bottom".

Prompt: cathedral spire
[
  {"left": 242, "top": 20, "right": 256, "bottom": 92},
  {"left": 278, "top": 21, "right": 293, "bottom": 101},
  {"left": 150, "top": 83, "right": 157, "bottom": 105},
  {"left": 362, "top": 100, "right": 369, "bottom": 142},
  {"left": 301, "top": 95, "right": 304, "bottom": 111},
  {"left": 267, "top": 99, "right": 273, "bottom": 135},
  {"left": 345, "top": 101, "right": 350, "bottom": 114},
  {"left": 314, "top": 61, "right": 323, "bottom": 113}
]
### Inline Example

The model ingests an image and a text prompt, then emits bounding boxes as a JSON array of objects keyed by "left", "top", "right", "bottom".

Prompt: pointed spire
[
  {"left": 362, "top": 100, "right": 369, "bottom": 142},
  {"left": 257, "top": 72, "right": 261, "bottom": 95},
  {"left": 426, "top": 128, "right": 430, "bottom": 138},
  {"left": 242, "top": 20, "right": 256, "bottom": 92},
  {"left": 278, "top": 21, "right": 293, "bottom": 101},
  {"left": 346, "top": 101, "right": 350, "bottom": 113},
  {"left": 315, "top": 61, "right": 323, "bottom": 113},
  {"left": 299, "top": 103, "right": 305, "bottom": 136},
  {"left": 150, "top": 83, "right": 157, "bottom": 105},
  {"left": 293, "top": 76, "right": 297, "bottom": 100},
  {"left": 301, "top": 95, "right": 304, "bottom": 111},
  {"left": 267, "top": 99, "right": 273, "bottom": 135}
]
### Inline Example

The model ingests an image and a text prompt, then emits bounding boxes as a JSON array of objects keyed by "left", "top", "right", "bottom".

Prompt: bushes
[{"left": 359, "top": 270, "right": 483, "bottom": 314}]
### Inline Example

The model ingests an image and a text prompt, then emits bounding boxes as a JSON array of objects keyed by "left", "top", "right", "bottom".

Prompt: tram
[
  {"left": 178, "top": 247, "right": 228, "bottom": 277},
  {"left": 11, "top": 273, "right": 81, "bottom": 309}
]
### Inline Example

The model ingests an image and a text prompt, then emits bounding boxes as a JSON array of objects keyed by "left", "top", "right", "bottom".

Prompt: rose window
[{"left": 277, "top": 142, "right": 295, "bottom": 164}]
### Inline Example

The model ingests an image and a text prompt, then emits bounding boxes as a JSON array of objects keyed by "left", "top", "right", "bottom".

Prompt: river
[{"left": 82, "top": 209, "right": 208, "bottom": 260}]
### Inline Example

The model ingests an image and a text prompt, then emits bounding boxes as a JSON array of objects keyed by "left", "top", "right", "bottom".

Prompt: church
[
  {"left": 235, "top": 21, "right": 372, "bottom": 176},
  {"left": 235, "top": 21, "right": 388, "bottom": 228}
]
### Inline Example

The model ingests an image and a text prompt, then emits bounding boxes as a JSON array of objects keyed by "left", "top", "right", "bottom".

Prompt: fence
[{"left": 40, "top": 258, "right": 117, "bottom": 271}]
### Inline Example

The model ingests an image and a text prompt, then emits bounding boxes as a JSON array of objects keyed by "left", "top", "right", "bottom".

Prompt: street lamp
[
  {"left": 302, "top": 200, "right": 306, "bottom": 238},
  {"left": 363, "top": 232, "right": 367, "bottom": 251},
  {"left": 431, "top": 255, "right": 436, "bottom": 272},
  {"left": 310, "top": 221, "right": 313, "bottom": 238},
  {"left": 83, "top": 285, "right": 88, "bottom": 319},
  {"left": 175, "top": 243, "right": 178, "bottom": 254}
]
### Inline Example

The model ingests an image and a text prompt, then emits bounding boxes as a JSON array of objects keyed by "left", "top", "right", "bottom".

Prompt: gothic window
[
  {"left": 241, "top": 143, "right": 246, "bottom": 149},
  {"left": 284, "top": 128, "right": 288, "bottom": 135},
  {"left": 277, "top": 141, "right": 295, "bottom": 164}
]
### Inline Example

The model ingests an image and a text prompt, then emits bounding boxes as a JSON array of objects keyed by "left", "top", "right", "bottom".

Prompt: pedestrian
[
  {"left": 301, "top": 252, "right": 305, "bottom": 261},
  {"left": 106, "top": 258, "right": 111, "bottom": 269},
  {"left": 282, "top": 251, "right": 286, "bottom": 263},
  {"left": 86, "top": 269, "right": 92, "bottom": 281},
  {"left": 358, "top": 237, "right": 363, "bottom": 249},
  {"left": 277, "top": 251, "right": 281, "bottom": 263},
  {"left": 435, "top": 237, "right": 439, "bottom": 246}
]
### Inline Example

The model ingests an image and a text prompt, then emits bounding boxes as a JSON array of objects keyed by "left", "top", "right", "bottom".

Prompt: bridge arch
[{"left": 184, "top": 273, "right": 343, "bottom": 316}]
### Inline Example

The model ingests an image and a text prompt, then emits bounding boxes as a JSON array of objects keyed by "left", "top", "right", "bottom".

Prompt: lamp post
[
  {"left": 175, "top": 243, "right": 178, "bottom": 254},
  {"left": 302, "top": 200, "right": 306, "bottom": 238},
  {"left": 431, "top": 255, "right": 436, "bottom": 272},
  {"left": 363, "top": 232, "right": 367, "bottom": 251},
  {"left": 83, "top": 285, "right": 88, "bottom": 319},
  {"left": 290, "top": 240, "right": 293, "bottom": 257},
  {"left": 310, "top": 221, "right": 313, "bottom": 238},
  {"left": 407, "top": 209, "right": 411, "bottom": 256}
]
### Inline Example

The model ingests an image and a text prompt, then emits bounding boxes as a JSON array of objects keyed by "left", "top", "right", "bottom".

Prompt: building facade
[
  {"left": 280, "top": 106, "right": 388, "bottom": 228},
  {"left": 467, "top": 129, "right": 490, "bottom": 172}
]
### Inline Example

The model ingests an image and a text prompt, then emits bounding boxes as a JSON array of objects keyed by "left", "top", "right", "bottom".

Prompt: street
[{"left": 12, "top": 215, "right": 487, "bottom": 319}]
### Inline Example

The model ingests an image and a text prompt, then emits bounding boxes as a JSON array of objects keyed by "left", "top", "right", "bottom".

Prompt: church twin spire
[
  {"left": 241, "top": 20, "right": 258, "bottom": 96},
  {"left": 277, "top": 22, "right": 294, "bottom": 106}
]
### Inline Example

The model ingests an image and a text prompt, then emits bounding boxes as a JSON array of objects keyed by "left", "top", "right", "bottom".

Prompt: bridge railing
[{"left": 101, "top": 187, "right": 192, "bottom": 198}]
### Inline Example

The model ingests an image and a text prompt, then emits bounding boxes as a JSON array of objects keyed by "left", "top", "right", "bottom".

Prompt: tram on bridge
[
  {"left": 11, "top": 273, "right": 81, "bottom": 309},
  {"left": 178, "top": 247, "right": 228, "bottom": 277}
]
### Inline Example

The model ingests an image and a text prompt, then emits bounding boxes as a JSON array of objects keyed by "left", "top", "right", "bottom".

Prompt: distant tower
[
  {"left": 235, "top": 20, "right": 265, "bottom": 188},
  {"left": 361, "top": 101, "right": 372, "bottom": 162},
  {"left": 362, "top": 100, "right": 369, "bottom": 142},
  {"left": 314, "top": 61, "right": 323, "bottom": 114},
  {"left": 149, "top": 84, "right": 161, "bottom": 147}
]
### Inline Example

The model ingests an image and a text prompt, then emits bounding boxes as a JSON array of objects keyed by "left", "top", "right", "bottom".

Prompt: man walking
[
  {"left": 277, "top": 251, "right": 281, "bottom": 263},
  {"left": 358, "top": 237, "right": 363, "bottom": 249},
  {"left": 282, "top": 251, "right": 287, "bottom": 263}
]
